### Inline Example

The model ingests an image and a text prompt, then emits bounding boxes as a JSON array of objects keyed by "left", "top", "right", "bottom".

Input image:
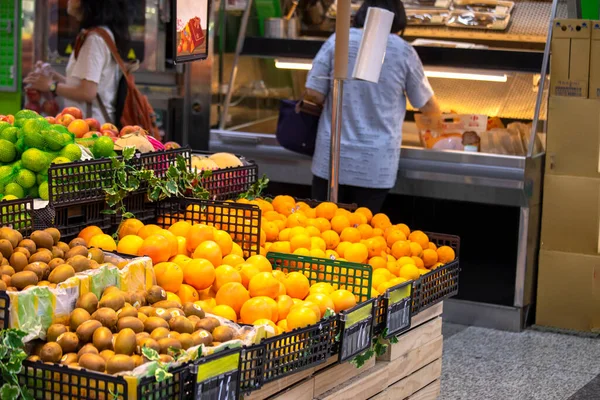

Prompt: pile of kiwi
[
  {"left": 28, "top": 285, "right": 236, "bottom": 375},
  {"left": 0, "top": 227, "right": 108, "bottom": 291}
]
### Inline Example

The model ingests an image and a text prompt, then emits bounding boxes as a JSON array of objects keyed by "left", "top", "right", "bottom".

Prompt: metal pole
[
  {"left": 182, "top": 64, "right": 192, "bottom": 146},
  {"left": 328, "top": 0, "right": 351, "bottom": 202},
  {"left": 219, "top": 0, "right": 254, "bottom": 129}
]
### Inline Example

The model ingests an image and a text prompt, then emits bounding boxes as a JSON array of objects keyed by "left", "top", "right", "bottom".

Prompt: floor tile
[
  {"left": 568, "top": 373, "right": 600, "bottom": 400},
  {"left": 442, "top": 322, "right": 468, "bottom": 339}
]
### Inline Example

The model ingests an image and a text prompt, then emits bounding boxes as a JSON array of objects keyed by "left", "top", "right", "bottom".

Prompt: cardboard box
[
  {"left": 590, "top": 21, "right": 600, "bottom": 99},
  {"left": 536, "top": 249, "right": 600, "bottom": 332},
  {"left": 540, "top": 175, "right": 600, "bottom": 255},
  {"left": 546, "top": 97, "right": 600, "bottom": 177},
  {"left": 550, "top": 19, "right": 591, "bottom": 98}
]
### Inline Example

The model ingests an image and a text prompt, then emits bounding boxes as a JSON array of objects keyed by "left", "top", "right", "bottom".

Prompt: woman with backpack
[{"left": 24, "top": 0, "right": 130, "bottom": 124}]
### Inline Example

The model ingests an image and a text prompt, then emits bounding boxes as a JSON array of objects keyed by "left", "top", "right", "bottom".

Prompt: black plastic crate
[
  {"left": 135, "top": 148, "right": 192, "bottom": 180},
  {"left": 53, "top": 201, "right": 112, "bottom": 243},
  {"left": 111, "top": 191, "right": 156, "bottom": 226},
  {"left": 155, "top": 197, "right": 262, "bottom": 257},
  {"left": 337, "top": 298, "right": 377, "bottom": 362},
  {"left": 47, "top": 158, "right": 114, "bottom": 207},
  {"left": 239, "top": 344, "right": 265, "bottom": 394},
  {"left": 192, "top": 347, "right": 242, "bottom": 400},
  {"left": 0, "top": 290, "right": 9, "bottom": 329},
  {"left": 137, "top": 361, "right": 195, "bottom": 400},
  {"left": 193, "top": 151, "right": 259, "bottom": 201},
  {"left": 373, "top": 281, "right": 413, "bottom": 338},
  {"left": 0, "top": 197, "right": 34, "bottom": 235}
]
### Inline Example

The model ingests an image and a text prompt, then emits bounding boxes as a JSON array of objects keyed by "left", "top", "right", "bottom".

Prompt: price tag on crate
[
  {"left": 339, "top": 299, "right": 376, "bottom": 362},
  {"left": 384, "top": 281, "right": 412, "bottom": 338},
  {"left": 195, "top": 349, "right": 241, "bottom": 400}
]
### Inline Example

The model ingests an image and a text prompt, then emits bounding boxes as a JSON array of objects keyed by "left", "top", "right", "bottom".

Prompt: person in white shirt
[{"left": 24, "top": 0, "right": 129, "bottom": 124}]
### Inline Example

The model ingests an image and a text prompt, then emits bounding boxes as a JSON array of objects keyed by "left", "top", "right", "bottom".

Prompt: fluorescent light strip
[
  {"left": 424, "top": 70, "right": 508, "bottom": 82},
  {"left": 275, "top": 60, "right": 313, "bottom": 70}
]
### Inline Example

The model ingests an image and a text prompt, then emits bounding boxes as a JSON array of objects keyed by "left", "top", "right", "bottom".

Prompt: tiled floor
[{"left": 439, "top": 323, "right": 600, "bottom": 400}]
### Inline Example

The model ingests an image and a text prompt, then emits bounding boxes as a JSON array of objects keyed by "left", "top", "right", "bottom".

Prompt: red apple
[
  {"left": 61, "top": 107, "right": 83, "bottom": 119},
  {"left": 26, "top": 89, "right": 41, "bottom": 103},
  {"left": 42, "top": 99, "right": 59, "bottom": 116},
  {"left": 101, "top": 123, "right": 118, "bottom": 132},
  {"left": 84, "top": 118, "right": 101, "bottom": 131},
  {"left": 82, "top": 131, "right": 101, "bottom": 138},
  {"left": 0, "top": 115, "right": 14, "bottom": 124},
  {"left": 119, "top": 125, "right": 141, "bottom": 137},
  {"left": 164, "top": 141, "right": 181, "bottom": 150},
  {"left": 56, "top": 113, "right": 76, "bottom": 127},
  {"left": 25, "top": 102, "right": 42, "bottom": 113},
  {"left": 45, "top": 116, "right": 56, "bottom": 124},
  {"left": 100, "top": 129, "right": 117, "bottom": 137}
]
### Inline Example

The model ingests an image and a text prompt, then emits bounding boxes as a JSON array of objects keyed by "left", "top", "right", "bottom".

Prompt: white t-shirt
[{"left": 64, "top": 27, "right": 119, "bottom": 124}]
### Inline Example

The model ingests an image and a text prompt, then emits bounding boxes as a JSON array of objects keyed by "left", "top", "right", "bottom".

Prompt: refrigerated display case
[{"left": 210, "top": 0, "right": 567, "bottom": 330}]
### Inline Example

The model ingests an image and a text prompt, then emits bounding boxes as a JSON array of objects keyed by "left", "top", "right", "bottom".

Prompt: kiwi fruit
[
  {"left": 130, "top": 291, "right": 147, "bottom": 308},
  {"left": 2, "top": 274, "right": 12, "bottom": 288},
  {"left": 48, "top": 258, "right": 65, "bottom": 270},
  {"left": 48, "top": 264, "right": 75, "bottom": 284},
  {"left": 114, "top": 328, "right": 137, "bottom": 356},
  {"left": 47, "top": 324, "right": 68, "bottom": 342},
  {"left": 0, "top": 280, "right": 6, "bottom": 290},
  {"left": 135, "top": 332, "right": 150, "bottom": 343},
  {"left": 57, "top": 241, "right": 70, "bottom": 253},
  {"left": 56, "top": 332, "right": 79, "bottom": 353},
  {"left": 167, "top": 331, "right": 180, "bottom": 340},
  {"left": 18, "top": 239, "right": 36, "bottom": 255},
  {"left": 188, "top": 315, "right": 201, "bottom": 325},
  {"left": 31, "top": 231, "right": 54, "bottom": 250},
  {"left": 51, "top": 246, "right": 64, "bottom": 260},
  {"left": 76, "top": 320, "right": 102, "bottom": 343},
  {"left": 169, "top": 316, "right": 194, "bottom": 334},
  {"left": 29, "top": 251, "right": 52, "bottom": 265},
  {"left": 131, "top": 354, "right": 145, "bottom": 368},
  {"left": 158, "top": 337, "right": 181, "bottom": 355},
  {"left": 88, "top": 248, "right": 104, "bottom": 264},
  {"left": 69, "top": 308, "right": 91, "bottom": 331},
  {"left": 137, "top": 313, "right": 148, "bottom": 323},
  {"left": 69, "top": 238, "right": 87, "bottom": 248},
  {"left": 150, "top": 327, "right": 170, "bottom": 341},
  {"left": 9, "top": 252, "right": 28, "bottom": 273},
  {"left": 11, "top": 270, "right": 38, "bottom": 290},
  {"left": 121, "top": 292, "right": 133, "bottom": 305},
  {"left": 99, "top": 349, "right": 115, "bottom": 363},
  {"left": 159, "top": 354, "right": 174, "bottom": 363},
  {"left": 183, "top": 302, "right": 206, "bottom": 319},
  {"left": 79, "top": 353, "right": 106, "bottom": 373},
  {"left": 0, "top": 257, "right": 6, "bottom": 266},
  {"left": 153, "top": 300, "right": 182, "bottom": 310},
  {"left": 67, "top": 245, "right": 90, "bottom": 259},
  {"left": 99, "top": 292, "right": 125, "bottom": 311},
  {"left": 166, "top": 308, "right": 185, "bottom": 319},
  {"left": 146, "top": 285, "right": 167, "bottom": 304},
  {"left": 76, "top": 292, "right": 99, "bottom": 314},
  {"left": 0, "top": 228, "right": 21, "bottom": 247},
  {"left": 106, "top": 354, "right": 135, "bottom": 375},
  {"left": 144, "top": 317, "right": 169, "bottom": 333},
  {"left": 139, "top": 337, "right": 160, "bottom": 353},
  {"left": 92, "top": 307, "right": 118, "bottom": 330},
  {"left": 212, "top": 326, "right": 234, "bottom": 343},
  {"left": 103, "top": 286, "right": 120, "bottom": 296},
  {"left": 77, "top": 343, "right": 99, "bottom": 358},
  {"left": 138, "top": 306, "right": 156, "bottom": 317},
  {"left": 92, "top": 327, "right": 114, "bottom": 352},
  {"left": 178, "top": 333, "right": 194, "bottom": 350},
  {"left": 154, "top": 308, "right": 172, "bottom": 322},
  {"left": 60, "top": 353, "right": 79, "bottom": 365},
  {"left": 195, "top": 317, "right": 220, "bottom": 333},
  {"left": 89, "top": 260, "right": 100, "bottom": 270},
  {"left": 13, "top": 247, "right": 30, "bottom": 259},
  {"left": 67, "top": 255, "right": 91, "bottom": 273},
  {"left": 22, "top": 284, "right": 36, "bottom": 290},
  {"left": 0, "top": 239, "right": 13, "bottom": 259},
  {"left": 117, "top": 317, "right": 144, "bottom": 334},
  {"left": 44, "top": 228, "right": 61, "bottom": 245},
  {"left": 117, "top": 306, "right": 138, "bottom": 319},
  {"left": 37, "top": 280, "right": 51, "bottom": 286},
  {"left": 0, "top": 265, "right": 14, "bottom": 277},
  {"left": 191, "top": 329, "right": 213, "bottom": 347},
  {"left": 40, "top": 342, "right": 63, "bottom": 363},
  {"left": 23, "top": 262, "right": 45, "bottom": 281}
]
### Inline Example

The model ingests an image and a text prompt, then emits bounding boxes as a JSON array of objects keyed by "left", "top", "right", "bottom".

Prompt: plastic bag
[{"left": 415, "top": 114, "right": 488, "bottom": 151}]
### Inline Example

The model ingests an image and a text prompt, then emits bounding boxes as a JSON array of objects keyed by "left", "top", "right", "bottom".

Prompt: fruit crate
[
  {"left": 193, "top": 151, "right": 259, "bottom": 201},
  {"left": 373, "top": 279, "right": 413, "bottom": 338},
  {"left": 137, "top": 361, "right": 195, "bottom": 400},
  {"left": 130, "top": 147, "right": 192, "bottom": 195},
  {"left": 49, "top": 200, "right": 112, "bottom": 243},
  {"left": 192, "top": 346, "right": 243, "bottom": 399},
  {"left": 412, "top": 233, "right": 461, "bottom": 314},
  {"left": 111, "top": 192, "right": 156, "bottom": 226},
  {"left": 0, "top": 197, "right": 34, "bottom": 235},
  {"left": 240, "top": 344, "right": 265, "bottom": 394},
  {"left": 0, "top": 289, "right": 9, "bottom": 329},
  {"left": 337, "top": 297, "right": 377, "bottom": 362},
  {"left": 155, "top": 197, "right": 262, "bottom": 257}
]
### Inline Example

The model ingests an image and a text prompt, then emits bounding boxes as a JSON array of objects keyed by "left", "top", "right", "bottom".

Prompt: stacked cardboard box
[{"left": 537, "top": 19, "right": 600, "bottom": 332}]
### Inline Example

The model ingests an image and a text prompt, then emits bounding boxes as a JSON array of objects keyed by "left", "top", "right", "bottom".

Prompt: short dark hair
[
  {"left": 79, "top": 0, "right": 130, "bottom": 59},
  {"left": 353, "top": 0, "right": 407, "bottom": 35}
]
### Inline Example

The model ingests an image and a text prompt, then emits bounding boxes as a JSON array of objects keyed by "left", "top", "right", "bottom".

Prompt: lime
[
  {"left": 15, "top": 109, "right": 40, "bottom": 120},
  {"left": 38, "top": 181, "right": 49, "bottom": 201},
  {"left": 5, "top": 183, "right": 25, "bottom": 199},
  {"left": 42, "top": 129, "right": 67, "bottom": 151},
  {"left": 92, "top": 136, "right": 115, "bottom": 158},
  {"left": 23, "top": 131, "right": 45, "bottom": 150},
  {"left": 22, "top": 118, "right": 48, "bottom": 136},
  {"left": 50, "top": 124, "right": 69, "bottom": 134},
  {"left": 15, "top": 169, "right": 36, "bottom": 189},
  {"left": 21, "top": 148, "right": 51, "bottom": 172},
  {"left": 0, "top": 139, "right": 16, "bottom": 163},
  {"left": 27, "top": 185, "right": 39, "bottom": 198},
  {"left": 59, "top": 143, "right": 82, "bottom": 162},
  {"left": 52, "top": 156, "right": 71, "bottom": 165},
  {"left": 1, "top": 195, "right": 18, "bottom": 201},
  {"left": 36, "top": 173, "right": 47, "bottom": 185},
  {"left": 0, "top": 121, "right": 10, "bottom": 133},
  {"left": 0, "top": 166, "right": 14, "bottom": 182},
  {"left": 0, "top": 127, "right": 19, "bottom": 143}
]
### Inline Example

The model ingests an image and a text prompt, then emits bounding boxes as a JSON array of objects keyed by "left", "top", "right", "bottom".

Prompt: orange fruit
[
  {"left": 294, "top": 301, "right": 321, "bottom": 319},
  {"left": 166, "top": 292, "right": 181, "bottom": 304},
  {"left": 325, "top": 249, "right": 339, "bottom": 259},
  {"left": 373, "top": 228, "right": 384, "bottom": 237},
  {"left": 398, "top": 264, "right": 420, "bottom": 280},
  {"left": 335, "top": 241, "right": 352, "bottom": 258},
  {"left": 177, "top": 283, "right": 200, "bottom": 303},
  {"left": 335, "top": 208, "right": 350, "bottom": 217},
  {"left": 305, "top": 226, "right": 321, "bottom": 237},
  {"left": 264, "top": 210, "right": 283, "bottom": 221},
  {"left": 88, "top": 234, "right": 117, "bottom": 251},
  {"left": 272, "top": 195, "right": 295, "bottom": 209},
  {"left": 78, "top": 226, "right": 103, "bottom": 245},
  {"left": 193, "top": 241, "right": 223, "bottom": 267},
  {"left": 240, "top": 297, "right": 274, "bottom": 324},
  {"left": 215, "top": 282, "right": 250, "bottom": 315},
  {"left": 286, "top": 213, "right": 307, "bottom": 228},
  {"left": 264, "top": 222, "right": 280, "bottom": 242},
  {"left": 386, "top": 230, "right": 407, "bottom": 247},
  {"left": 253, "top": 319, "right": 278, "bottom": 335},
  {"left": 432, "top": 262, "right": 444, "bottom": 270},
  {"left": 309, "top": 248, "right": 325, "bottom": 259},
  {"left": 373, "top": 268, "right": 393, "bottom": 280},
  {"left": 389, "top": 277, "right": 408, "bottom": 286},
  {"left": 309, "top": 282, "right": 334, "bottom": 295},
  {"left": 293, "top": 248, "right": 310, "bottom": 256},
  {"left": 408, "top": 231, "right": 430, "bottom": 251},
  {"left": 357, "top": 224, "right": 374, "bottom": 239},
  {"left": 372, "top": 274, "right": 388, "bottom": 291},
  {"left": 248, "top": 272, "right": 280, "bottom": 299},
  {"left": 310, "top": 237, "right": 326, "bottom": 252},
  {"left": 290, "top": 234, "right": 311, "bottom": 252},
  {"left": 269, "top": 241, "right": 291, "bottom": 254},
  {"left": 137, "top": 224, "right": 161, "bottom": 240},
  {"left": 238, "top": 263, "right": 260, "bottom": 288},
  {"left": 230, "top": 243, "right": 243, "bottom": 257},
  {"left": 330, "top": 289, "right": 357, "bottom": 312},
  {"left": 286, "top": 307, "right": 319, "bottom": 331},
  {"left": 276, "top": 295, "right": 294, "bottom": 320},
  {"left": 355, "top": 207, "right": 373, "bottom": 223},
  {"left": 409, "top": 242, "right": 423, "bottom": 258},
  {"left": 366, "top": 237, "right": 387, "bottom": 258},
  {"left": 279, "top": 228, "right": 291, "bottom": 241},
  {"left": 377, "top": 281, "right": 396, "bottom": 293},
  {"left": 315, "top": 202, "right": 338, "bottom": 220},
  {"left": 305, "top": 293, "right": 334, "bottom": 316},
  {"left": 223, "top": 254, "right": 245, "bottom": 267},
  {"left": 272, "top": 270, "right": 286, "bottom": 282},
  {"left": 396, "top": 223, "right": 410, "bottom": 237},
  {"left": 170, "top": 254, "right": 192, "bottom": 267},
  {"left": 345, "top": 243, "right": 368, "bottom": 263},
  {"left": 371, "top": 213, "right": 391, "bottom": 230},
  {"left": 437, "top": 246, "right": 456, "bottom": 263},
  {"left": 256, "top": 296, "right": 279, "bottom": 321},
  {"left": 428, "top": 242, "right": 438, "bottom": 251},
  {"left": 277, "top": 319, "right": 288, "bottom": 332},
  {"left": 154, "top": 262, "right": 184, "bottom": 292},
  {"left": 156, "top": 229, "right": 178, "bottom": 257},
  {"left": 214, "top": 264, "right": 242, "bottom": 291},
  {"left": 288, "top": 226, "right": 307, "bottom": 240},
  {"left": 118, "top": 219, "right": 144, "bottom": 239},
  {"left": 369, "top": 256, "right": 387, "bottom": 271},
  {"left": 117, "top": 235, "right": 144, "bottom": 255},
  {"left": 397, "top": 256, "right": 416, "bottom": 267},
  {"left": 274, "top": 200, "right": 295, "bottom": 216},
  {"left": 183, "top": 259, "right": 215, "bottom": 290},
  {"left": 321, "top": 230, "right": 340, "bottom": 250},
  {"left": 411, "top": 256, "right": 425, "bottom": 269},
  {"left": 348, "top": 212, "right": 367, "bottom": 227},
  {"left": 422, "top": 249, "right": 439, "bottom": 267},
  {"left": 315, "top": 218, "right": 331, "bottom": 232},
  {"left": 138, "top": 234, "right": 171, "bottom": 264},
  {"left": 198, "top": 287, "right": 217, "bottom": 300},
  {"left": 176, "top": 236, "right": 188, "bottom": 255},
  {"left": 186, "top": 224, "right": 215, "bottom": 253},
  {"left": 168, "top": 221, "right": 192, "bottom": 237},
  {"left": 340, "top": 227, "right": 361, "bottom": 243},
  {"left": 212, "top": 305, "right": 237, "bottom": 321},
  {"left": 283, "top": 272, "right": 310, "bottom": 300},
  {"left": 246, "top": 255, "right": 273, "bottom": 273},
  {"left": 213, "top": 230, "right": 233, "bottom": 256},
  {"left": 391, "top": 241, "right": 411, "bottom": 259},
  {"left": 331, "top": 215, "right": 350, "bottom": 234},
  {"left": 387, "top": 261, "right": 400, "bottom": 276},
  {"left": 194, "top": 299, "right": 215, "bottom": 313}
]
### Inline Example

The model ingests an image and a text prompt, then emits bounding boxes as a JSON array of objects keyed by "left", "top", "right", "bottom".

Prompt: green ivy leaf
[
  {"left": 323, "top": 308, "right": 335, "bottom": 319},
  {"left": 167, "top": 165, "right": 179, "bottom": 180},
  {"left": 142, "top": 346, "right": 160, "bottom": 362},
  {"left": 101, "top": 209, "right": 117, "bottom": 215},
  {"left": 122, "top": 146, "right": 136, "bottom": 161},
  {"left": 0, "top": 384, "right": 19, "bottom": 400},
  {"left": 122, "top": 212, "right": 135, "bottom": 219},
  {"left": 155, "top": 368, "right": 173, "bottom": 383},
  {"left": 3, "top": 330, "right": 25, "bottom": 349},
  {"left": 165, "top": 181, "right": 178, "bottom": 195}
]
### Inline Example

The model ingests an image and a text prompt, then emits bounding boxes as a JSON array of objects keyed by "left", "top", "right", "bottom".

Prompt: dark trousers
[{"left": 311, "top": 175, "right": 389, "bottom": 214}]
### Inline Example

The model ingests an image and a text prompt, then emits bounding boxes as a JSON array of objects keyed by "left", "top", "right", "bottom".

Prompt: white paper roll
[{"left": 352, "top": 7, "right": 394, "bottom": 83}]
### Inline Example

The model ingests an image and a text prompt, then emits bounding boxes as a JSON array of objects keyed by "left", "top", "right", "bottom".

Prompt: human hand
[{"left": 23, "top": 72, "right": 53, "bottom": 92}]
